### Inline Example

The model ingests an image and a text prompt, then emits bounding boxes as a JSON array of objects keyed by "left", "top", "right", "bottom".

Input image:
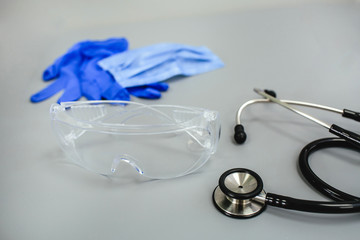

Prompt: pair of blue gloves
[
  {"left": 30, "top": 38, "right": 168, "bottom": 103},
  {"left": 30, "top": 38, "right": 224, "bottom": 103}
]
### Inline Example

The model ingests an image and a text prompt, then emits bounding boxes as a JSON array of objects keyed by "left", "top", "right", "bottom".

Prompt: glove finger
[
  {"left": 81, "top": 80, "right": 102, "bottom": 100},
  {"left": 83, "top": 49, "right": 113, "bottom": 58},
  {"left": 81, "top": 58, "right": 130, "bottom": 101},
  {"left": 43, "top": 58, "right": 63, "bottom": 80},
  {"left": 80, "top": 58, "right": 104, "bottom": 100},
  {"left": 30, "top": 78, "right": 67, "bottom": 103},
  {"left": 57, "top": 77, "right": 82, "bottom": 103},
  {"left": 146, "top": 82, "right": 169, "bottom": 92},
  {"left": 102, "top": 82, "right": 130, "bottom": 101},
  {"left": 110, "top": 88, "right": 131, "bottom": 101},
  {"left": 127, "top": 87, "right": 161, "bottom": 99},
  {"left": 56, "top": 72, "right": 82, "bottom": 103},
  {"left": 95, "top": 37, "right": 128, "bottom": 52},
  {"left": 43, "top": 42, "right": 85, "bottom": 81},
  {"left": 81, "top": 38, "right": 129, "bottom": 57},
  {"left": 80, "top": 57, "right": 115, "bottom": 100}
]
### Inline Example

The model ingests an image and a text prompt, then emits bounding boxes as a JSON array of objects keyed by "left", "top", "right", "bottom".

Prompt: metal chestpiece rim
[{"left": 212, "top": 168, "right": 267, "bottom": 218}]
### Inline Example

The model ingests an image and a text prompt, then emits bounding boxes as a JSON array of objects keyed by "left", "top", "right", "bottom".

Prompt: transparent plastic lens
[{"left": 50, "top": 101, "right": 220, "bottom": 179}]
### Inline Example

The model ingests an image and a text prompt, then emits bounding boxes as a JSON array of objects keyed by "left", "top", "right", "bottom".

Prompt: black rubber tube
[{"left": 266, "top": 138, "right": 360, "bottom": 213}]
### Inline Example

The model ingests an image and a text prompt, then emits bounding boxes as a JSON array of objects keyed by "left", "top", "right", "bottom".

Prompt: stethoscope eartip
[
  {"left": 234, "top": 124, "right": 247, "bottom": 144},
  {"left": 213, "top": 168, "right": 267, "bottom": 218},
  {"left": 264, "top": 89, "right": 277, "bottom": 98}
]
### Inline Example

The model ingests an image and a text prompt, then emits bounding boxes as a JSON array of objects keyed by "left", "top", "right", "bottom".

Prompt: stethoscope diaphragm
[{"left": 212, "top": 168, "right": 267, "bottom": 218}]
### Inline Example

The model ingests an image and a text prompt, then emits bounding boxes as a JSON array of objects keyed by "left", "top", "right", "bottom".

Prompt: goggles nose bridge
[{"left": 111, "top": 154, "right": 144, "bottom": 175}]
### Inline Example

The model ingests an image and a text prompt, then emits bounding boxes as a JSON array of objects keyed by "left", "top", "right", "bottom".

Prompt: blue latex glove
[
  {"left": 31, "top": 38, "right": 128, "bottom": 103},
  {"left": 127, "top": 82, "right": 169, "bottom": 99},
  {"left": 80, "top": 41, "right": 168, "bottom": 100},
  {"left": 98, "top": 43, "right": 224, "bottom": 88},
  {"left": 79, "top": 50, "right": 168, "bottom": 100},
  {"left": 75, "top": 40, "right": 169, "bottom": 99},
  {"left": 30, "top": 38, "right": 169, "bottom": 103}
]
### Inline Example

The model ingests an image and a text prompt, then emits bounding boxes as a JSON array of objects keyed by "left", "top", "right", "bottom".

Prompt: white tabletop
[{"left": 1, "top": 1, "right": 360, "bottom": 239}]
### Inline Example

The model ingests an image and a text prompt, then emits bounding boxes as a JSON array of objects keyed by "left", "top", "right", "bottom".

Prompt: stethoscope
[{"left": 212, "top": 88, "right": 360, "bottom": 218}]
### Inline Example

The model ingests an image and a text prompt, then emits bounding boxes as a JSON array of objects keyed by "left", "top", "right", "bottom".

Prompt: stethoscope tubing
[
  {"left": 265, "top": 137, "right": 360, "bottom": 213},
  {"left": 299, "top": 138, "right": 360, "bottom": 202},
  {"left": 266, "top": 192, "right": 360, "bottom": 213}
]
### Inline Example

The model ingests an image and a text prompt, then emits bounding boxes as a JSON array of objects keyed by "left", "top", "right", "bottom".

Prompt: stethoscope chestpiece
[{"left": 213, "top": 168, "right": 267, "bottom": 218}]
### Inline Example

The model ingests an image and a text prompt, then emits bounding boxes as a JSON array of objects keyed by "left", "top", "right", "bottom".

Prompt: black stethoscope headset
[{"left": 212, "top": 88, "right": 360, "bottom": 218}]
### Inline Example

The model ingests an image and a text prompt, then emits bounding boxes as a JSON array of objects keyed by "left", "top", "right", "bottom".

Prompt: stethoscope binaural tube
[
  {"left": 234, "top": 89, "right": 360, "bottom": 145},
  {"left": 213, "top": 138, "right": 360, "bottom": 218}
]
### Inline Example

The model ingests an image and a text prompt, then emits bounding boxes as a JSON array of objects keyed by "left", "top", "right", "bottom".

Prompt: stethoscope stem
[{"left": 266, "top": 193, "right": 360, "bottom": 214}]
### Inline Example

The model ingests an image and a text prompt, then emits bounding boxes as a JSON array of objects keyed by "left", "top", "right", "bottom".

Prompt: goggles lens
[{"left": 50, "top": 101, "right": 220, "bottom": 179}]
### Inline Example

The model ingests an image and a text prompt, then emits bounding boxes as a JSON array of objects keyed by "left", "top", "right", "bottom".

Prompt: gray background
[{"left": 1, "top": 0, "right": 360, "bottom": 239}]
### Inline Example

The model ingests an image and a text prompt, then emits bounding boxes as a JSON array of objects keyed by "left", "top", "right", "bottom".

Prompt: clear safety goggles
[{"left": 50, "top": 101, "right": 220, "bottom": 179}]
